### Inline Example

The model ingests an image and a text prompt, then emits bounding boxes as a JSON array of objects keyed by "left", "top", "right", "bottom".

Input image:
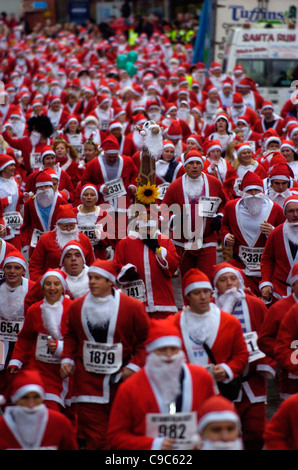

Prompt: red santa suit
[
  {"left": 274, "top": 303, "right": 298, "bottom": 398},
  {"left": 0, "top": 239, "right": 19, "bottom": 276},
  {"left": 264, "top": 393, "right": 298, "bottom": 450},
  {"left": 46, "top": 98, "right": 70, "bottom": 131},
  {"left": 253, "top": 115, "right": 284, "bottom": 137},
  {"left": 107, "top": 362, "right": 215, "bottom": 450},
  {"left": 221, "top": 172, "right": 285, "bottom": 296},
  {"left": 9, "top": 291, "right": 72, "bottom": 410},
  {"left": 61, "top": 263, "right": 150, "bottom": 450},
  {"left": 114, "top": 229, "right": 180, "bottom": 318},
  {"left": 260, "top": 206, "right": 298, "bottom": 299},
  {"left": 162, "top": 152, "right": 226, "bottom": 281}
]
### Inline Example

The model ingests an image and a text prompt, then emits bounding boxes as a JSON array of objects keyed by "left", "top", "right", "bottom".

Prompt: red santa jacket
[
  {"left": 25, "top": 166, "right": 75, "bottom": 202},
  {"left": 203, "top": 158, "right": 238, "bottom": 201},
  {"left": 274, "top": 303, "right": 298, "bottom": 398},
  {"left": 0, "top": 407, "right": 78, "bottom": 450},
  {"left": 107, "top": 363, "right": 215, "bottom": 450},
  {"left": 61, "top": 288, "right": 150, "bottom": 404},
  {"left": 221, "top": 197, "right": 285, "bottom": 274},
  {"left": 263, "top": 393, "right": 298, "bottom": 450},
  {"left": 81, "top": 154, "right": 138, "bottom": 210},
  {"left": 162, "top": 172, "right": 226, "bottom": 249},
  {"left": 257, "top": 294, "right": 297, "bottom": 360},
  {"left": 28, "top": 228, "right": 95, "bottom": 282},
  {"left": 20, "top": 192, "right": 67, "bottom": 252},
  {"left": 169, "top": 306, "right": 249, "bottom": 381},
  {"left": 260, "top": 223, "right": 298, "bottom": 298},
  {"left": 114, "top": 232, "right": 180, "bottom": 315},
  {"left": 253, "top": 117, "right": 284, "bottom": 136},
  {"left": 9, "top": 296, "right": 72, "bottom": 407}
]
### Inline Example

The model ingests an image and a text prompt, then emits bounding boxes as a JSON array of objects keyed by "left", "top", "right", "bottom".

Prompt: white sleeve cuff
[
  {"left": 151, "top": 437, "right": 164, "bottom": 451},
  {"left": 219, "top": 363, "right": 234, "bottom": 382}
]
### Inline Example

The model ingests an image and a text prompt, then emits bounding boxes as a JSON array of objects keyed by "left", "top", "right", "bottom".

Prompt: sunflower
[{"left": 136, "top": 182, "right": 160, "bottom": 204}]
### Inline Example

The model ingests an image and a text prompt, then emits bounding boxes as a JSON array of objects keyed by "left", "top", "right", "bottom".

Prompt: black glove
[
  {"left": 143, "top": 238, "right": 160, "bottom": 252},
  {"left": 211, "top": 215, "right": 222, "bottom": 232}
]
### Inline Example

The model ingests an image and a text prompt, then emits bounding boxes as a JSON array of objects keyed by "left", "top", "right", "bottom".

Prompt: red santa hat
[
  {"left": 132, "top": 85, "right": 144, "bottom": 97},
  {"left": 88, "top": 259, "right": 117, "bottom": 284},
  {"left": 280, "top": 140, "right": 296, "bottom": 153},
  {"left": 207, "top": 85, "right": 218, "bottom": 95},
  {"left": 204, "top": 139, "right": 222, "bottom": 156},
  {"left": 183, "top": 149, "right": 204, "bottom": 167},
  {"left": 146, "top": 100, "right": 161, "bottom": 112},
  {"left": 44, "top": 167, "right": 59, "bottom": 181},
  {"left": 144, "top": 319, "right": 182, "bottom": 353},
  {"left": 56, "top": 204, "right": 77, "bottom": 224},
  {"left": 49, "top": 95, "right": 61, "bottom": 105},
  {"left": 283, "top": 194, "right": 298, "bottom": 214},
  {"left": 232, "top": 93, "right": 243, "bottom": 106},
  {"left": 41, "top": 268, "right": 68, "bottom": 291},
  {"left": 287, "top": 124, "right": 298, "bottom": 140},
  {"left": 261, "top": 100, "right": 274, "bottom": 111},
  {"left": 3, "top": 250, "right": 27, "bottom": 271},
  {"left": 240, "top": 170, "right": 263, "bottom": 193},
  {"left": 234, "top": 142, "right": 252, "bottom": 156},
  {"left": 237, "top": 78, "right": 251, "bottom": 89},
  {"left": 267, "top": 152, "right": 288, "bottom": 171},
  {"left": 195, "top": 62, "right": 207, "bottom": 72},
  {"left": 80, "top": 183, "right": 99, "bottom": 201},
  {"left": 233, "top": 64, "right": 244, "bottom": 75},
  {"left": 165, "top": 102, "right": 177, "bottom": 115},
  {"left": 213, "top": 262, "right": 245, "bottom": 287},
  {"left": 9, "top": 369, "right": 45, "bottom": 404},
  {"left": 82, "top": 115, "right": 99, "bottom": 127},
  {"left": 221, "top": 79, "right": 233, "bottom": 89},
  {"left": 65, "top": 115, "right": 79, "bottom": 129},
  {"left": 269, "top": 163, "right": 293, "bottom": 181},
  {"left": 35, "top": 170, "right": 54, "bottom": 189},
  {"left": 290, "top": 263, "right": 298, "bottom": 286},
  {"left": 187, "top": 134, "right": 203, "bottom": 150},
  {"left": 101, "top": 134, "right": 120, "bottom": 154},
  {"left": 163, "top": 140, "right": 175, "bottom": 150},
  {"left": 263, "top": 129, "right": 281, "bottom": 149},
  {"left": 210, "top": 61, "right": 222, "bottom": 72},
  {"left": 97, "top": 94, "right": 110, "bottom": 107},
  {"left": 132, "top": 114, "right": 147, "bottom": 127},
  {"left": 197, "top": 395, "right": 241, "bottom": 433},
  {"left": 60, "top": 240, "right": 86, "bottom": 266},
  {"left": 167, "top": 120, "right": 182, "bottom": 140},
  {"left": 0, "top": 154, "right": 15, "bottom": 172},
  {"left": 236, "top": 114, "right": 251, "bottom": 127},
  {"left": 109, "top": 119, "right": 123, "bottom": 131},
  {"left": 41, "top": 146, "right": 56, "bottom": 161},
  {"left": 182, "top": 268, "right": 212, "bottom": 297}
]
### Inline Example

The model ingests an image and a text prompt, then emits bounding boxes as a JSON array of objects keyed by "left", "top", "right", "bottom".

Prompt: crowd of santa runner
[{"left": 0, "top": 11, "right": 297, "bottom": 451}]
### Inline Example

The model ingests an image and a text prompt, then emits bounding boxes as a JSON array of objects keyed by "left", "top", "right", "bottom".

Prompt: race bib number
[
  {"left": 198, "top": 196, "right": 221, "bottom": 217},
  {"left": 4, "top": 211, "right": 23, "bottom": 230},
  {"left": 30, "top": 152, "right": 42, "bottom": 170},
  {"left": 239, "top": 246, "right": 264, "bottom": 270},
  {"left": 243, "top": 331, "right": 265, "bottom": 363},
  {"left": 83, "top": 341, "right": 123, "bottom": 374},
  {"left": 104, "top": 178, "right": 127, "bottom": 201},
  {"left": 157, "top": 183, "right": 170, "bottom": 201},
  {"left": 35, "top": 333, "right": 60, "bottom": 363},
  {"left": 233, "top": 178, "right": 242, "bottom": 196},
  {"left": 72, "top": 144, "right": 84, "bottom": 156},
  {"left": 100, "top": 120, "right": 110, "bottom": 131},
  {"left": 78, "top": 224, "right": 102, "bottom": 245},
  {"left": 30, "top": 228, "right": 44, "bottom": 248},
  {"left": 0, "top": 318, "right": 23, "bottom": 342},
  {"left": 121, "top": 279, "right": 146, "bottom": 302},
  {"left": 146, "top": 412, "right": 197, "bottom": 450}
]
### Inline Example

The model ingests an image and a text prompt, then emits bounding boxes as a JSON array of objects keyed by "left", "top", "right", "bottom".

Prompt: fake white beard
[
  {"left": 0, "top": 283, "right": 26, "bottom": 319},
  {"left": 39, "top": 84, "right": 48, "bottom": 95},
  {"left": 147, "top": 111, "right": 161, "bottom": 123},
  {"left": 36, "top": 187, "right": 55, "bottom": 208},
  {"left": 30, "top": 131, "right": 41, "bottom": 147},
  {"left": 6, "top": 404, "right": 47, "bottom": 449},
  {"left": 41, "top": 297, "right": 64, "bottom": 340},
  {"left": 242, "top": 192, "right": 265, "bottom": 216},
  {"left": 12, "top": 121, "right": 25, "bottom": 138},
  {"left": 156, "top": 159, "right": 170, "bottom": 178},
  {"left": 185, "top": 174, "right": 204, "bottom": 198},
  {"left": 143, "top": 128, "right": 163, "bottom": 160},
  {"left": 85, "top": 294, "right": 116, "bottom": 329},
  {"left": 48, "top": 108, "right": 61, "bottom": 127},
  {"left": 66, "top": 267, "right": 90, "bottom": 299},
  {"left": 200, "top": 437, "right": 243, "bottom": 451},
  {"left": 133, "top": 129, "right": 145, "bottom": 149},
  {"left": 241, "top": 126, "right": 250, "bottom": 141},
  {"left": 177, "top": 109, "right": 190, "bottom": 122},
  {"left": 146, "top": 351, "right": 185, "bottom": 405},
  {"left": 284, "top": 219, "right": 298, "bottom": 245},
  {"left": 216, "top": 287, "right": 243, "bottom": 314},
  {"left": 84, "top": 125, "right": 98, "bottom": 138},
  {"left": 55, "top": 226, "right": 80, "bottom": 250},
  {"left": 174, "top": 139, "right": 183, "bottom": 158},
  {"left": 96, "top": 108, "right": 110, "bottom": 120},
  {"left": 267, "top": 187, "right": 291, "bottom": 207}
]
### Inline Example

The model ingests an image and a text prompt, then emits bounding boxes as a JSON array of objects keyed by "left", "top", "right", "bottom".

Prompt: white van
[{"left": 224, "top": 26, "right": 298, "bottom": 113}]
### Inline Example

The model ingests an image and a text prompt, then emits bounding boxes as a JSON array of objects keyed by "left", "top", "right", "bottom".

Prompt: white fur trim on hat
[
  {"left": 236, "top": 144, "right": 251, "bottom": 155},
  {"left": 184, "top": 281, "right": 212, "bottom": 296},
  {"left": 213, "top": 267, "right": 242, "bottom": 287},
  {"left": 80, "top": 185, "right": 98, "bottom": 201},
  {"left": 36, "top": 180, "right": 53, "bottom": 188},
  {"left": 60, "top": 244, "right": 86, "bottom": 266},
  {"left": 41, "top": 271, "right": 67, "bottom": 291},
  {"left": 197, "top": 411, "right": 240, "bottom": 433},
  {"left": 183, "top": 155, "right": 204, "bottom": 167},
  {"left": 146, "top": 336, "right": 182, "bottom": 353},
  {"left": 3, "top": 256, "right": 27, "bottom": 270},
  {"left": 88, "top": 266, "right": 116, "bottom": 284},
  {"left": 11, "top": 384, "right": 45, "bottom": 404}
]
